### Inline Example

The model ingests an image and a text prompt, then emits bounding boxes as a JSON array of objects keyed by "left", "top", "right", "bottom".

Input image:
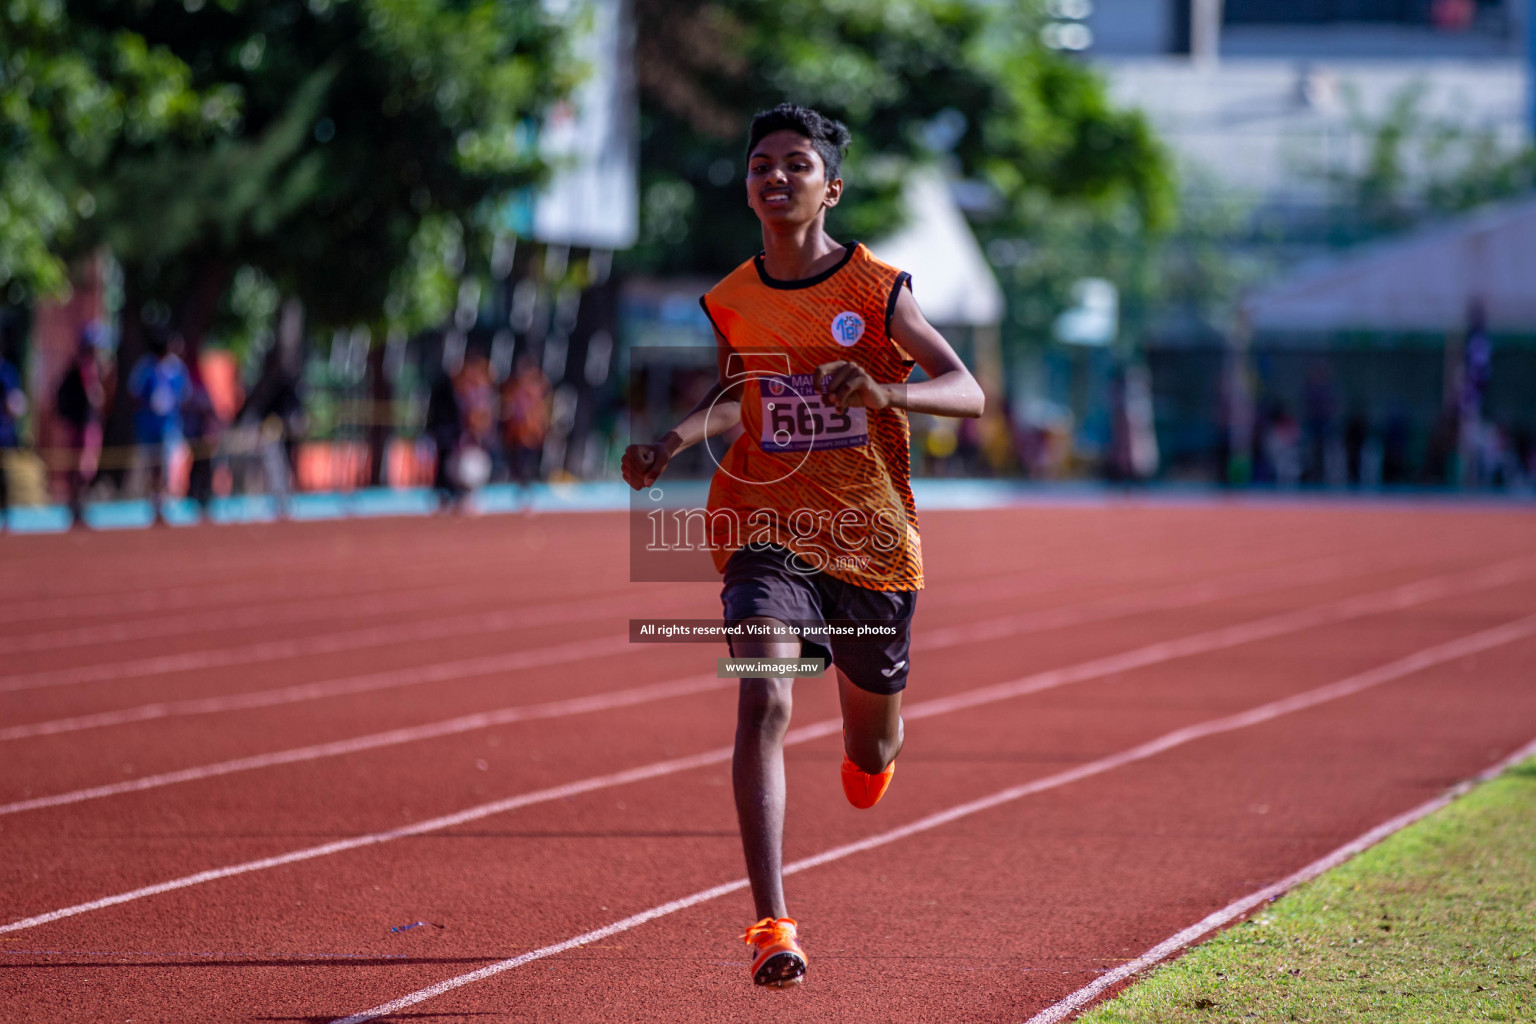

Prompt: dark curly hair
[{"left": 745, "top": 104, "right": 851, "bottom": 181}]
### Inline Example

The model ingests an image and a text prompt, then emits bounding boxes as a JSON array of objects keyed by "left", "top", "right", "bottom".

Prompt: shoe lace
[{"left": 742, "top": 916, "right": 798, "bottom": 947}]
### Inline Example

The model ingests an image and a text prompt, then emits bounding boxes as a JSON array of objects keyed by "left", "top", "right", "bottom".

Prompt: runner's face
[{"left": 747, "top": 131, "right": 842, "bottom": 226}]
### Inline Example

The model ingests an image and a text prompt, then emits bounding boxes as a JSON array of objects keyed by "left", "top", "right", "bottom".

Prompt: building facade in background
[{"left": 1068, "top": 0, "right": 1535, "bottom": 487}]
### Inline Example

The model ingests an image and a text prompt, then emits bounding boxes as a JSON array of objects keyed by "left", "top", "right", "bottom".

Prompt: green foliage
[
  {"left": 382, "top": 212, "right": 465, "bottom": 338},
  {"left": 983, "top": 169, "right": 1270, "bottom": 358},
  {"left": 225, "top": 263, "right": 281, "bottom": 363},
  {"left": 5, "top": 0, "right": 574, "bottom": 339},
  {"left": 977, "top": 197, "right": 1149, "bottom": 350},
  {"left": 75, "top": 0, "right": 572, "bottom": 337},
  {"left": 0, "top": 0, "right": 234, "bottom": 298},
  {"left": 625, "top": 0, "right": 1175, "bottom": 277},
  {"left": 1322, "top": 81, "right": 1536, "bottom": 240}
]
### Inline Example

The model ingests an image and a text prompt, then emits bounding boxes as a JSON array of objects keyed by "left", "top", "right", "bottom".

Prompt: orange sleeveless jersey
[{"left": 701, "top": 242, "right": 923, "bottom": 591}]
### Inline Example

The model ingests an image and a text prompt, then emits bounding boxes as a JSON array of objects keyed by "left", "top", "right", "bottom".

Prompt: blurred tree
[
  {"left": 0, "top": 0, "right": 234, "bottom": 301},
  {"left": 979, "top": 170, "right": 1269, "bottom": 357},
  {"left": 10, "top": 0, "right": 575, "bottom": 353},
  {"left": 626, "top": 0, "right": 1175, "bottom": 277},
  {"left": 1320, "top": 81, "right": 1536, "bottom": 241}
]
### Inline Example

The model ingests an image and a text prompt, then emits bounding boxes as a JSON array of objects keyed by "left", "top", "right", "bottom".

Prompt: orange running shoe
[
  {"left": 742, "top": 916, "right": 807, "bottom": 988},
  {"left": 841, "top": 754, "right": 895, "bottom": 809}
]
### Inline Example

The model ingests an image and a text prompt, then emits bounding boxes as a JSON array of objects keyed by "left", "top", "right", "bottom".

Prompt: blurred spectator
[
  {"left": 1302, "top": 363, "right": 1337, "bottom": 485},
  {"left": 238, "top": 343, "right": 304, "bottom": 515},
  {"left": 1431, "top": 0, "right": 1475, "bottom": 30},
  {"left": 954, "top": 416, "right": 981, "bottom": 476},
  {"left": 424, "top": 366, "right": 464, "bottom": 511},
  {"left": 0, "top": 344, "right": 26, "bottom": 530},
  {"left": 1344, "top": 412, "right": 1369, "bottom": 486},
  {"left": 1458, "top": 303, "right": 1492, "bottom": 488},
  {"left": 1258, "top": 400, "right": 1302, "bottom": 488},
  {"left": 182, "top": 367, "right": 222, "bottom": 520},
  {"left": 1472, "top": 420, "right": 1509, "bottom": 488},
  {"left": 1381, "top": 412, "right": 1411, "bottom": 485},
  {"left": 257, "top": 414, "right": 293, "bottom": 513},
  {"left": 1108, "top": 363, "right": 1159, "bottom": 484},
  {"left": 451, "top": 352, "right": 497, "bottom": 503},
  {"left": 1008, "top": 397, "right": 1072, "bottom": 480},
  {"left": 1512, "top": 426, "right": 1534, "bottom": 487},
  {"left": 457, "top": 353, "right": 498, "bottom": 455},
  {"left": 127, "top": 330, "right": 190, "bottom": 524},
  {"left": 55, "top": 327, "right": 107, "bottom": 528},
  {"left": 1423, "top": 407, "right": 1458, "bottom": 485},
  {"left": 501, "top": 353, "right": 551, "bottom": 489},
  {"left": 922, "top": 419, "right": 959, "bottom": 476},
  {"left": 978, "top": 413, "right": 1014, "bottom": 474},
  {"left": 365, "top": 342, "right": 391, "bottom": 488}
]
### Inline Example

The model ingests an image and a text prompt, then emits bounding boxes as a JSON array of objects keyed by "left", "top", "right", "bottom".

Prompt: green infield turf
[{"left": 1078, "top": 757, "right": 1536, "bottom": 1024}]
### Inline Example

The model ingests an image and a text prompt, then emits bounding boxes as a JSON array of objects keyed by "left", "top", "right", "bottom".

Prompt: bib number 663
[
  {"left": 769, "top": 399, "right": 851, "bottom": 437},
  {"left": 760, "top": 374, "right": 868, "bottom": 453}
]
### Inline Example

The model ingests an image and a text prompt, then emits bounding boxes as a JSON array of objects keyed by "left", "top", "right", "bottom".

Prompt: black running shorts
[{"left": 720, "top": 543, "right": 916, "bottom": 695}]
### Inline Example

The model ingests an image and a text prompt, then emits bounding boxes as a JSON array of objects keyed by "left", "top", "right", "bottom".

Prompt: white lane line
[
  {"left": 0, "top": 550, "right": 1428, "bottom": 808},
  {"left": 0, "top": 673, "right": 727, "bottom": 816},
  {"left": 0, "top": 576, "right": 381, "bottom": 629},
  {"left": 326, "top": 615, "right": 1536, "bottom": 1024},
  {"left": 906, "top": 557, "right": 1534, "bottom": 725},
  {"left": 0, "top": 740, "right": 756, "bottom": 937},
  {"left": 0, "top": 545, "right": 1367, "bottom": 739},
  {"left": 0, "top": 525, "right": 1111, "bottom": 654},
  {"left": 0, "top": 549, "right": 522, "bottom": 626},
  {"left": 0, "top": 541, "right": 1346, "bottom": 689},
  {"left": 0, "top": 634, "right": 636, "bottom": 742},
  {"left": 1021, "top": 731, "right": 1536, "bottom": 1024},
  {"left": 3, "top": 569, "right": 1529, "bottom": 935},
  {"left": 0, "top": 556, "right": 1053, "bottom": 679},
  {"left": 0, "top": 589, "right": 704, "bottom": 697},
  {"left": 916, "top": 549, "right": 1369, "bottom": 650},
  {"left": 0, "top": 532, "right": 606, "bottom": 612},
  {"left": 0, "top": 547, "right": 1199, "bottom": 684},
  {"left": 0, "top": 576, "right": 686, "bottom": 657},
  {"left": 0, "top": 582, "right": 469, "bottom": 656}
]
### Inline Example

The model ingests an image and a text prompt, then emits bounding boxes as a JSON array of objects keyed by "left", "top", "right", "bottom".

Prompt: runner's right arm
[{"left": 621, "top": 330, "right": 741, "bottom": 490}]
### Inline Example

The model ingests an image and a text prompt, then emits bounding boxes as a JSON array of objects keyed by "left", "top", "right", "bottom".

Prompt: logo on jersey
[
  {"left": 830, "top": 311, "right": 865, "bottom": 347},
  {"left": 767, "top": 379, "right": 785, "bottom": 396}
]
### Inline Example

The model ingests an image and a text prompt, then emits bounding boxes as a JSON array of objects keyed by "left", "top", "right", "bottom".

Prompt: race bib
[{"left": 759, "top": 374, "right": 868, "bottom": 453}]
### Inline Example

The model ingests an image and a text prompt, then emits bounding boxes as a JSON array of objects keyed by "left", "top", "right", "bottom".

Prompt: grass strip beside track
[{"left": 1073, "top": 757, "right": 1536, "bottom": 1024}]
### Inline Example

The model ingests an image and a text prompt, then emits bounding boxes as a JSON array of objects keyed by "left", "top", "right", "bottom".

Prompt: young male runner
[{"left": 622, "top": 104, "right": 983, "bottom": 989}]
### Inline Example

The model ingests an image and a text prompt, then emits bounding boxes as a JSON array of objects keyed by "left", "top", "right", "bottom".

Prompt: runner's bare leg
[
  {"left": 732, "top": 616, "right": 800, "bottom": 921},
  {"left": 838, "top": 667, "right": 904, "bottom": 774}
]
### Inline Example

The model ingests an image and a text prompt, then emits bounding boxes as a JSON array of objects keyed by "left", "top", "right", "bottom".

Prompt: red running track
[{"left": 1, "top": 504, "right": 1534, "bottom": 1023}]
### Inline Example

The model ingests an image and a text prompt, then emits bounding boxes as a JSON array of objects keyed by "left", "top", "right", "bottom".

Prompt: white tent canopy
[
  {"left": 1243, "top": 195, "right": 1536, "bottom": 334},
  {"left": 869, "top": 171, "right": 1004, "bottom": 328}
]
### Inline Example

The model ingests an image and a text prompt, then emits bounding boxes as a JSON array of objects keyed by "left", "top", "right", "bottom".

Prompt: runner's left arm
[{"left": 817, "top": 287, "right": 983, "bottom": 418}]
